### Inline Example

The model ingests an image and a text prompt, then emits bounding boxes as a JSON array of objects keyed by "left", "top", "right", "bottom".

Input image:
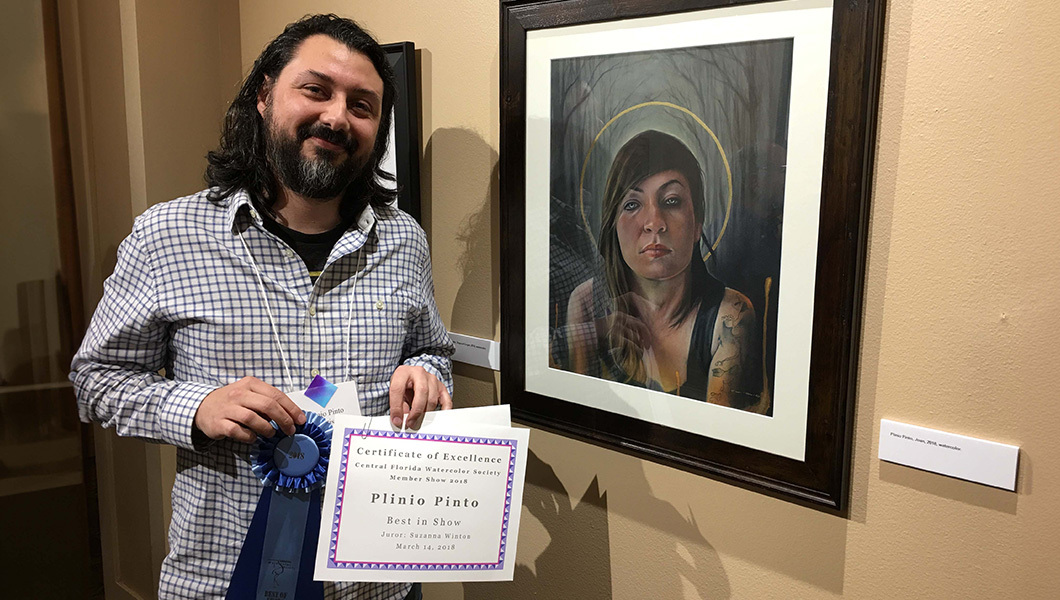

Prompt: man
[{"left": 71, "top": 14, "right": 453, "bottom": 600}]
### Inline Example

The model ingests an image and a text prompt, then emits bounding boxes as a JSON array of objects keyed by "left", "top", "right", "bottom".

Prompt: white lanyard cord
[
  {"left": 343, "top": 250, "right": 363, "bottom": 383},
  {"left": 237, "top": 228, "right": 297, "bottom": 392}
]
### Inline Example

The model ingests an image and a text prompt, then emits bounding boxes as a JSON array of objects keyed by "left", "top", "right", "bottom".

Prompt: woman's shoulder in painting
[
  {"left": 567, "top": 278, "right": 597, "bottom": 324},
  {"left": 719, "top": 287, "right": 755, "bottom": 323}
]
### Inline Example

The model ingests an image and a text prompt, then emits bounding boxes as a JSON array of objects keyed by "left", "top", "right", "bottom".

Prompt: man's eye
[{"left": 304, "top": 85, "right": 326, "bottom": 96}]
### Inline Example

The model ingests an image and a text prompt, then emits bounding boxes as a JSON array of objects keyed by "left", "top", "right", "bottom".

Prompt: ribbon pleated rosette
[
  {"left": 251, "top": 412, "right": 331, "bottom": 493},
  {"left": 226, "top": 411, "right": 332, "bottom": 600}
]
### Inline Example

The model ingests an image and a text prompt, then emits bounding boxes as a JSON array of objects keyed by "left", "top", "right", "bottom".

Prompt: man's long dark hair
[{"left": 205, "top": 14, "right": 397, "bottom": 211}]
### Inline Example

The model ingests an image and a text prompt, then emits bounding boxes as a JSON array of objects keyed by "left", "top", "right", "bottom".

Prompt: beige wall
[{"left": 237, "top": 1, "right": 1060, "bottom": 598}]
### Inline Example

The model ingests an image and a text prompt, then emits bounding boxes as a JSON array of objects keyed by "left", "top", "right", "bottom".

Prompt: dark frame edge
[
  {"left": 500, "top": 1, "right": 530, "bottom": 397},
  {"left": 381, "top": 41, "right": 422, "bottom": 222},
  {"left": 511, "top": 406, "right": 843, "bottom": 513},
  {"left": 833, "top": 0, "right": 889, "bottom": 517}
]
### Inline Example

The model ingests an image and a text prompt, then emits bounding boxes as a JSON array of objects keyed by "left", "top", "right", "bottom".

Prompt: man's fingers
[
  {"left": 246, "top": 378, "right": 304, "bottom": 434},
  {"left": 197, "top": 377, "right": 312, "bottom": 443},
  {"left": 405, "top": 371, "right": 430, "bottom": 429},
  {"left": 410, "top": 378, "right": 450, "bottom": 428},
  {"left": 222, "top": 420, "right": 257, "bottom": 444},
  {"left": 202, "top": 370, "right": 450, "bottom": 442},
  {"left": 234, "top": 391, "right": 294, "bottom": 435},
  {"left": 426, "top": 375, "right": 451, "bottom": 410},
  {"left": 423, "top": 375, "right": 441, "bottom": 412},
  {"left": 389, "top": 366, "right": 452, "bottom": 428},
  {"left": 389, "top": 372, "right": 411, "bottom": 428},
  {"left": 230, "top": 406, "right": 276, "bottom": 438},
  {"left": 274, "top": 390, "right": 307, "bottom": 426},
  {"left": 438, "top": 385, "right": 453, "bottom": 411}
]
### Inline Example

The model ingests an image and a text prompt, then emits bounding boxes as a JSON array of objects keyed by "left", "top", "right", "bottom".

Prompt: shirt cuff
[{"left": 159, "top": 381, "right": 217, "bottom": 451}]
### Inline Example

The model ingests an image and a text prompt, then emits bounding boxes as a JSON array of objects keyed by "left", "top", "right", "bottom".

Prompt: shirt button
[
  {"left": 249, "top": 209, "right": 259, "bottom": 221},
  {"left": 308, "top": 305, "right": 317, "bottom": 316},
  {"left": 284, "top": 248, "right": 294, "bottom": 259},
  {"left": 310, "top": 368, "right": 320, "bottom": 376},
  {"left": 375, "top": 300, "right": 384, "bottom": 310}
]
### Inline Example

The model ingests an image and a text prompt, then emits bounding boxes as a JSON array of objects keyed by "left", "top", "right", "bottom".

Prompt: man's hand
[
  {"left": 194, "top": 376, "right": 306, "bottom": 443},
  {"left": 388, "top": 366, "right": 452, "bottom": 430}
]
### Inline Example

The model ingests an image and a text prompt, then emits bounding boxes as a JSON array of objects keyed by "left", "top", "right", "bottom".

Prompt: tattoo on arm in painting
[{"left": 709, "top": 299, "right": 751, "bottom": 406}]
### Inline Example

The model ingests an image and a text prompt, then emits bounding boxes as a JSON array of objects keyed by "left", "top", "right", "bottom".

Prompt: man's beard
[{"left": 264, "top": 109, "right": 369, "bottom": 200}]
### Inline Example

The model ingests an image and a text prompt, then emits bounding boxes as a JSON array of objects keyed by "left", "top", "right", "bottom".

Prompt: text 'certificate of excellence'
[{"left": 314, "top": 406, "right": 530, "bottom": 582}]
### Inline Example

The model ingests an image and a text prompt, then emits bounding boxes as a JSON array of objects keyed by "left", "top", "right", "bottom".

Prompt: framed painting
[
  {"left": 380, "top": 41, "right": 422, "bottom": 221},
  {"left": 499, "top": 0, "right": 885, "bottom": 513}
]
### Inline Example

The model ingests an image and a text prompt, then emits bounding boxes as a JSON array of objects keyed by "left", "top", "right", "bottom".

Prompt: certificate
[{"left": 314, "top": 409, "right": 529, "bottom": 582}]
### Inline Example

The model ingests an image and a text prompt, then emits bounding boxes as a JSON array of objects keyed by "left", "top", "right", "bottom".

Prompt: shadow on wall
[
  {"left": 464, "top": 450, "right": 613, "bottom": 600},
  {"left": 422, "top": 127, "right": 500, "bottom": 340},
  {"left": 602, "top": 456, "right": 732, "bottom": 599},
  {"left": 621, "top": 483, "right": 732, "bottom": 599},
  {"left": 463, "top": 447, "right": 731, "bottom": 600},
  {"left": 879, "top": 461, "right": 1019, "bottom": 514}
]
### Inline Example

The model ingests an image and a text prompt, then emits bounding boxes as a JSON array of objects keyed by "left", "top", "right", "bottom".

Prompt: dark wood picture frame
[
  {"left": 499, "top": 0, "right": 885, "bottom": 514},
  {"left": 381, "top": 42, "right": 422, "bottom": 222}
]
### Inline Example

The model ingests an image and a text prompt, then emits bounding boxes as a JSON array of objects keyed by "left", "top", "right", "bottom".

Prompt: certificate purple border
[{"left": 327, "top": 429, "right": 518, "bottom": 572}]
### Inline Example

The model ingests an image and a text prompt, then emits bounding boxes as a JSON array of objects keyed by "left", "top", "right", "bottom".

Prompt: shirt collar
[
  {"left": 354, "top": 201, "right": 376, "bottom": 233},
  {"left": 223, "top": 189, "right": 260, "bottom": 232},
  {"left": 223, "top": 188, "right": 376, "bottom": 235}
]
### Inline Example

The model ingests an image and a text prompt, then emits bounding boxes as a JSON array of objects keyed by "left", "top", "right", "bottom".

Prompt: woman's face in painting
[{"left": 615, "top": 169, "right": 701, "bottom": 283}]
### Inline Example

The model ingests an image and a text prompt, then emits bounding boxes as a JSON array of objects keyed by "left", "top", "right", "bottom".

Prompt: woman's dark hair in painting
[
  {"left": 598, "top": 129, "right": 717, "bottom": 381},
  {"left": 205, "top": 13, "right": 397, "bottom": 210}
]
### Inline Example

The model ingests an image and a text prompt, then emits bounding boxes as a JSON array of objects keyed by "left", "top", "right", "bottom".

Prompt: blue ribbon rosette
[{"left": 226, "top": 411, "right": 332, "bottom": 600}]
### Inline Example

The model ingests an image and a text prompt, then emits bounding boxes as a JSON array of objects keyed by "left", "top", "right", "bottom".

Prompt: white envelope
[{"left": 289, "top": 380, "right": 362, "bottom": 423}]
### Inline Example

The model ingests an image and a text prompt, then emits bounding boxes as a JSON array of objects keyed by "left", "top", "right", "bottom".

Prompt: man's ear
[{"left": 256, "top": 76, "right": 273, "bottom": 118}]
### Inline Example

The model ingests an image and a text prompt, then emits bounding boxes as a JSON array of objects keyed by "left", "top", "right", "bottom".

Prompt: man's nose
[{"left": 318, "top": 96, "right": 350, "bottom": 132}]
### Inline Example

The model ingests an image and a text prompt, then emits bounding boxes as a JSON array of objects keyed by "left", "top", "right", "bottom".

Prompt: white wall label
[
  {"left": 449, "top": 333, "right": 500, "bottom": 371},
  {"left": 878, "top": 419, "right": 1019, "bottom": 491}
]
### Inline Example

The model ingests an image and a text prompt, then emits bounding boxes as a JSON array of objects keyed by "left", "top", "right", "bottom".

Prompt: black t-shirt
[{"left": 262, "top": 213, "right": 351, "bottom": 282}]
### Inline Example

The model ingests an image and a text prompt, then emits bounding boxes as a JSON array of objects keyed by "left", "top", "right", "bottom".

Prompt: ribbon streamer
[{"left": 226, "top": 412, "right": 332, "bottom": 600}]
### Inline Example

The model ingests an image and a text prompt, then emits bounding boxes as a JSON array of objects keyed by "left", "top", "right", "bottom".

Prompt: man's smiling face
[{"left": 257, "top": 34, "right": 385, "bottom": 200}]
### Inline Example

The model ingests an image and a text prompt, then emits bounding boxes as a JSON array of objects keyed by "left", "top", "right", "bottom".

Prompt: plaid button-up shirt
[{"left": 72, "top": 188, "right": 454, "bottom": 599}]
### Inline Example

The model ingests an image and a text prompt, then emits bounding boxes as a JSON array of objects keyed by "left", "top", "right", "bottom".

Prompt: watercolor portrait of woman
[
  {"left": 544, "top": 37, "right": 793, "bottom": 419},
  {"left": 562, "top": 130, "right": 764, "bottom": 410}
]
